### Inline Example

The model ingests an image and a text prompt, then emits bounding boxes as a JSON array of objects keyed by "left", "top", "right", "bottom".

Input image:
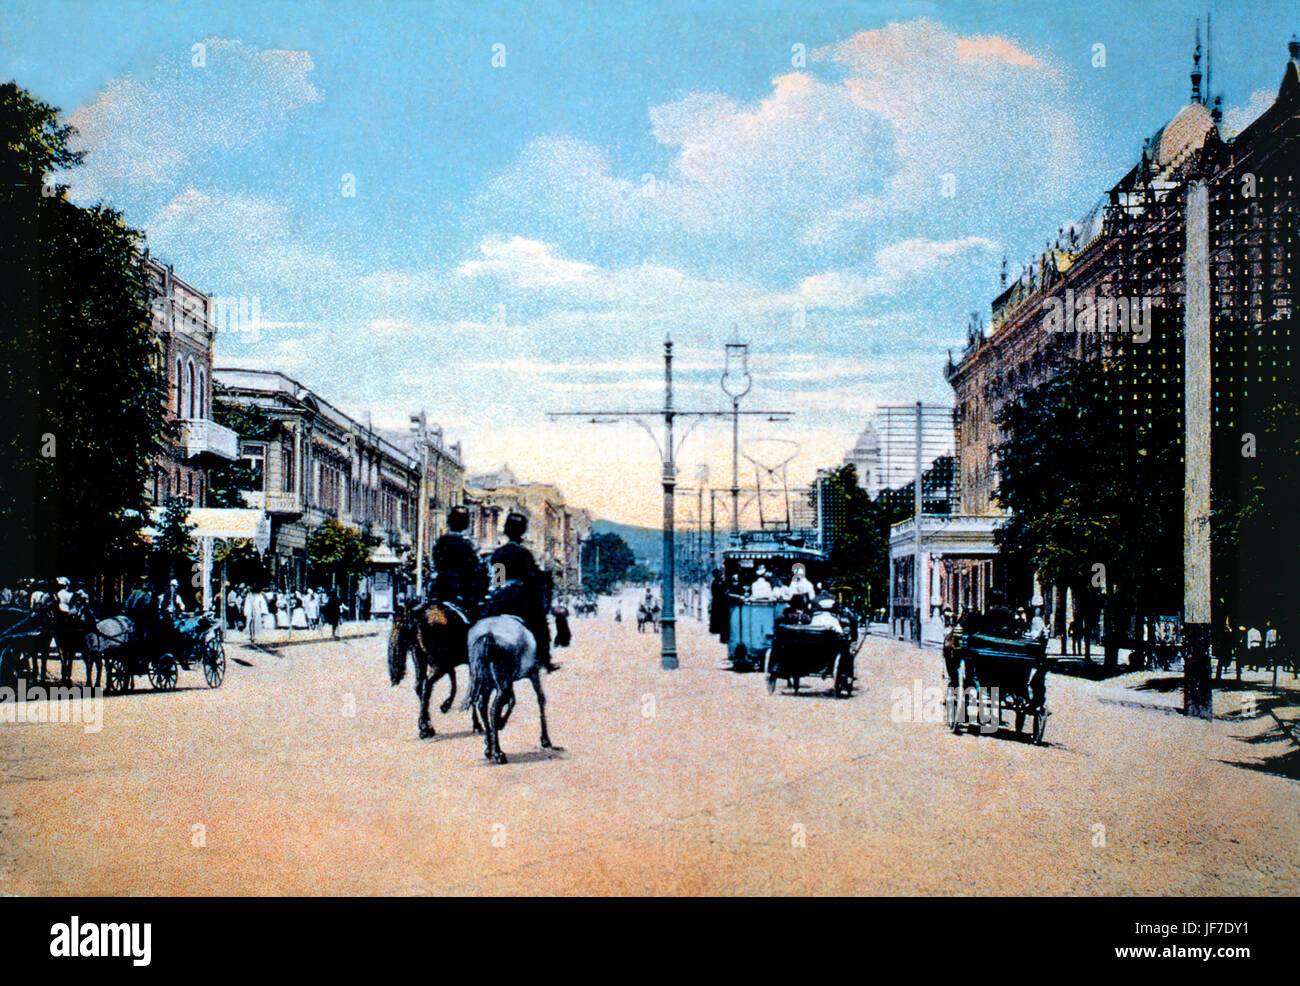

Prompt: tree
[
  {"left": 207, "top": 384, "right": 273, "bottom": 508},
  {"left": 307, "top": 519, "right": 370, "bottom": 593},
  {"left": 814, "top": 465, "right": 892, "bottom": 615},
  {"left": 0, "top": 81, "right": 165, "bottom": 583},
  {"left": 580, "top": 532, "right": 636, "bottom": 595},
  {"left": 152, "top": 496, "right": 196, "bottom": 597},
  {"left": 995, "top": 361, "right": 1181, "bottom": 667}
]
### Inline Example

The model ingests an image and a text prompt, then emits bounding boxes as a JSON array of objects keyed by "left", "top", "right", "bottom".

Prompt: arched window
[
  {"left": 176, "top": 359, "right": 185, "bottom": 415},
  {"left": 186, "top": 360, "right": 197, "bottom": 419},
  {"left": 197, "top": 367, "right": 206, "bottom": 419}
]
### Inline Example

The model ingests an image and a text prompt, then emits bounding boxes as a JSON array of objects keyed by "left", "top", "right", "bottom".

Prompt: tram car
[{"left": 719, "top": 534, "right": 830, "bottom": 672}]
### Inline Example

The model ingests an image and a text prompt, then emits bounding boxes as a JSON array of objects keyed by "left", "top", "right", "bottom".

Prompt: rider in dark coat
[
  {"left": 431, "top": 505, "right": 488, "bottom": 620},
  {"left": 489, "top": 512, "right": 556, "bottom": 672}
]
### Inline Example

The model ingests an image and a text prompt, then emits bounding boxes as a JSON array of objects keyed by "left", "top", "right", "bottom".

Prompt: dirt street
[{"left": 2, "top": 596, "right": 1297, "bottom": 895}]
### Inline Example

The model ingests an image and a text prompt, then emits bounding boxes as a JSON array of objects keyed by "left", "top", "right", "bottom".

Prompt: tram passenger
[
  {"left": 749, "top": 567, "right": 773, "bottom": 601},
  {"left": 789, "top": 566, "right": 815, "bottom": 600},
  {"left": 809, "top": 597, "right": 844, "bottom": 634},
  {"left": 780, "top": 594, "right": 810, "bottom": 626}
]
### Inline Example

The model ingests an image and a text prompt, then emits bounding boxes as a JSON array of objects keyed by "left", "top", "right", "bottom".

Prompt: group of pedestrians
[{"left": 225, "top": 586, "right": 344, "bottom": 643}]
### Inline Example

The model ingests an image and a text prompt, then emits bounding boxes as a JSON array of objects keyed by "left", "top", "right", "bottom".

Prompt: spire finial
[
  {"left": 1289, "top": 34, "right": 1299, "bottom": 61},
  {"left": 1191, "top": 17, "right": 1203, "bottom": 104}
]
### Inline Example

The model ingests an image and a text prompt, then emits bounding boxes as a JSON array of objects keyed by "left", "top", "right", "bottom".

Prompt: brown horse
[{"left": 388, "top": 601, "right": 481, "bottom": 738}]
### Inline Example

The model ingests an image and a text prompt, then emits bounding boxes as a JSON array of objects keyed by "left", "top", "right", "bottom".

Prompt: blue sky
[{"left": 2, "top": 1, "right": 1296, "bottom": 524}]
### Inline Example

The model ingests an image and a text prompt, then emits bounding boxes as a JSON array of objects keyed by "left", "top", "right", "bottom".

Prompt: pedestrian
[
  {"left": 1069, "top": 615, "right": 1082, "bottom": 656},
  {"left": 305, "top": 588, "right": 321, "bottom": 630},
  {"left": 243, "top": 587, "right": 269, "bottom": 645},
  {"left": 323, "top": 589, "right": 342, "bottom": 639},
  {"left": 291, "top": 591, "right": 308, "bottom": 629},
  {"left": 359, "top": 584, "right": 371, "bottom": 622},
  {"left": 552, "top": 598, "right": 572, "bottom": 648}
]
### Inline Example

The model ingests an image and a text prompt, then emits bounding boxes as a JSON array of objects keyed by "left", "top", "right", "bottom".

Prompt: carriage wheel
[
  {"left": 764, "top": 649, "right": 777, "bottom": 694},
  {"left": 203, "top": 639, "right": 226, "bottom": 688},
  {"left": 1031, "top": 709, "right": 1047, "bottom": 745},
  {"left": 149, "top": 654, "right": 178, "bottom": 691},
  {"left": 105, "top": 655, "right": 132, "bottom": 695},
  {"left": 946, "top": 663, "right": 965, "bottom": 733}
]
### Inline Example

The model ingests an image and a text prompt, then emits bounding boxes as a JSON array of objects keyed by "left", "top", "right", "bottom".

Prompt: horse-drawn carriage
[
  {"left": 764, "top": 622, "right": 859, "bottom": 697},
  {"left": 0, "top": 605, "right": 55, "bottom": 688},
  {"left": 100, "top": 595, "right": 226, "bottom": 693},
  {"left": 943, "top": 627, "right": 1050, "bottom": 743}
]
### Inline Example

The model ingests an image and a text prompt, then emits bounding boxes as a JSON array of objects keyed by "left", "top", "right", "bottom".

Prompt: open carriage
[
  {"left": 104, "top": 595, "right": 226, "bottom": 693},
  {"left": 764, "top": 622, "right": 858, "bottom": 697},
  {"left": 943, "top": 629, "right": 1050, "bottom": 743}
]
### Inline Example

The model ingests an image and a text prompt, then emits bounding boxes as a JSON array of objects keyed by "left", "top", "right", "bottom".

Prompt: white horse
[
  {"left": 83, "top": 611, "right": 134, "bottom": 690},
  {"left": 461, "top": 615, "right": 552, "bottom": 764}
]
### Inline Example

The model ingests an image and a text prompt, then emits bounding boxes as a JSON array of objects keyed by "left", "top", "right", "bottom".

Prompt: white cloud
[
  {"left": 1221, "top": 88, "right": 1274, "bottom": 138},
  {"left": 484, "top": 18, "right": 1083, "bottom": 257},
  {"left": 863, "top": 236, "right": 999, "bottom": 295},
  {"left": 65, "top": 39, "right": 322, "bottom": 200}
]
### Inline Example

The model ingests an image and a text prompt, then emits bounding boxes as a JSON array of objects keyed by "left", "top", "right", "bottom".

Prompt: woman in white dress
[{"left": 291, "top": 591, "right": 308, "bottom": 629}]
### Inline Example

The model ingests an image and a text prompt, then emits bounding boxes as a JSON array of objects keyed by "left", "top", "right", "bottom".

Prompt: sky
[{"left": 1, "top": 0, "right": 1296, "bottom": 526}]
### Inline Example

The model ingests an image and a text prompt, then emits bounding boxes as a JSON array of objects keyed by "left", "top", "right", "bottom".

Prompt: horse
[
  {"left": 80, "top": 599, "right": 134, "bottom": 691},
  {"left": 387, "top": 600, "right": 482, "bottom": 738},
  {"left": 25, "top": 592, "right": 66, "bottom": 684},
  {"left": 461, "top": 615, "right": 551, "bottom": 764}
]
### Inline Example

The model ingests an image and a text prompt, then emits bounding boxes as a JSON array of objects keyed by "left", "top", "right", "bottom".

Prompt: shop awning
[{"left": 149, "top": 507, "right": 271, "bottom": 554}]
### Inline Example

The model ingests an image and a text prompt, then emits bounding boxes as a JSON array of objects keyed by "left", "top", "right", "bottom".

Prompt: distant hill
[{"left": 591, "top": 519, "right": 662, "bottom": 574}]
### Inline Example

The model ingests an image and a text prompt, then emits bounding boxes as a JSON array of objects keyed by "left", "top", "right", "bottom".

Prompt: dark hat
[
  {"left": 447, "top": 505, "right": 470, "bottom": 532},
  {"left": 504, "top": 511, "right": 528, "bottom": 540}
]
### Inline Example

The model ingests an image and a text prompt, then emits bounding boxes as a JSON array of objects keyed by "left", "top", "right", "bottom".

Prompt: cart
[
  {"left": 943, "top": 630, "right": 1050, "bottom": 743},
  {"left": 104, "top": 609, "right": 226, "bottom": 694},
  {"left": 764, "top": 622, "right": 859, "bottom": 697}
]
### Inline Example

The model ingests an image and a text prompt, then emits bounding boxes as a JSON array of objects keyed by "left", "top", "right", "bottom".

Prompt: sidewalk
[{"left": 223, "top": 618, "right": 390, "bottom": 648}]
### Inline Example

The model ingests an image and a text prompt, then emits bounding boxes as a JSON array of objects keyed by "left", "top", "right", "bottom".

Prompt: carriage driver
[
  {"left": 431, "top": 505, "right": 488, "bottom": 621},
  {"left": 490, "top": 512, "right": 557, "bottom": 672}
]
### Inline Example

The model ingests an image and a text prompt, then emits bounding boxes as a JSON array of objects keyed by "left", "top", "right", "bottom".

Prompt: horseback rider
[
  {"left": 489, "top": 511, "right": 557, "bottom": 672},
  {"left": 430, "top": 505, "right": 488, "bottom": 621}
]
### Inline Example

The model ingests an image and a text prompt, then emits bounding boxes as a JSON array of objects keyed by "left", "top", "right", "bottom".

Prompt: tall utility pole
[
  {"left": 722, "top": 335, "right": 752, "bottom": 537},
  {"left": 551, "top": 334, "right": 791, "bottom": 670},
  {"left": 913, "top": 401, "right": 923, "bottom": 644},
  {"left": 1183, "top": 176, "right": 1213, "bottom": 719},
  {"left": 875, "top": 402, "right": 953, "bottom": 642}
]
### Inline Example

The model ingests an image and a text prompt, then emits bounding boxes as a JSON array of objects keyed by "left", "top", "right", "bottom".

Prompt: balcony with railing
[{"left": 179, "top": 417, "right": 239, "bottom": 461}]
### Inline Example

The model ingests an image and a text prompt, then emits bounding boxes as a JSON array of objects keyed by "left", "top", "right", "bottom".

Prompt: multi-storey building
[
  {"left": 465, "top": 465, "right": 593, "bottom": 592},
  {"left": 378, "top": 416, "right": 465, "bottom": 563},
  {"left": 145, "top": 252, "right": 237, "bottom": 507},
  {"left": 214, "top": 367, "right": 427, "bottom": 614},
  {"left": 932, "top": 33, "right": 1299, "bottom": 638}
]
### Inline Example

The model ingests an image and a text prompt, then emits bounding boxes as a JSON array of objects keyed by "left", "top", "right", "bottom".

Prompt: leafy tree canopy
[{"left": 0, "top": 81, "right": 164, "bottom": 582}]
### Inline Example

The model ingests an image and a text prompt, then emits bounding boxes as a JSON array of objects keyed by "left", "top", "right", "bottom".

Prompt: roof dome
[
  {"left": 850, "top": 424, "right": 880, "bottom": 454},
  {"left": 1152, "top": 102, "right": 1214, "bottom": 169}
]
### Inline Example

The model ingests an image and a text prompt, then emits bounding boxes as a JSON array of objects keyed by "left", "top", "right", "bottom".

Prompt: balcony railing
[{"left": 179, "top": 417, "right": 238, "bottom": 461}]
